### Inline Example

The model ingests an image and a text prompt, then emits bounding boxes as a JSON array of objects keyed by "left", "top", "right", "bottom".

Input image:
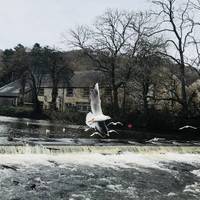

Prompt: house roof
[
  {"left": 70, "top": 70, "right": 107, "bottom": 87},
  {"left": 0, "top": 80, "right": 30, "bottom": 97},
  {"left": 0, "top": 70, "right": 109, "bottom": 97},
  {"left": 40, "top": 70, "right": 108, "bottom": 88}
]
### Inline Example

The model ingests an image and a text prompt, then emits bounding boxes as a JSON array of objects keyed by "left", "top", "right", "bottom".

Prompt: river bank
[{"left": 0, "top": 114, "right": 199, "bottom": 142}]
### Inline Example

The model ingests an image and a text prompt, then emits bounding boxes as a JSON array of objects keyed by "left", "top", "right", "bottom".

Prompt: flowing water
[
  {"left": 0, "top": 152, "right": 200, "bottom": 200},
  {"left": 0, "top": 116, "right": 200, "bottom": 199}
]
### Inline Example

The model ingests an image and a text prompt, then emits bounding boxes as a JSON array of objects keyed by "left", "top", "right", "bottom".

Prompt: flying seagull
[
  {"left": 107, "top": 122, "right": 123, "bottom": 126},
  {"left": 45, "top": 129, "right": 50, "bottom": 135},
  {"left": 178, "top": 125, "right": 197, "bottom": 130},
  {"left": 86, "top": 83, "right": 118, "bottom": 137}
]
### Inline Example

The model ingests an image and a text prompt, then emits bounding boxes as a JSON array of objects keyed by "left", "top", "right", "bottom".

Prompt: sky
[{"left": 0, "top": 0, "right": 151, "bottom": 50}]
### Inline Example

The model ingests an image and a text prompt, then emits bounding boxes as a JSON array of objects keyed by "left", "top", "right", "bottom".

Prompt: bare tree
[
  {"left": 131, "top": 38, "right": 166, "bottom": 118},
  {"left": 69, "top": 9, "right": 153, "bottom": 116},
  {"left": 189, "top": 0, "right": 200, "bottom": 73},
  {"left": 151, "top": 0, "right": 196, "bottom": 117}
]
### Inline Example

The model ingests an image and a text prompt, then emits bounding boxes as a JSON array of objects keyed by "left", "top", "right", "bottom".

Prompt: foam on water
[
  {"left": 0, "top": 152, "right": 199, "bottom": 171},
  {"left": 1, "top": 144, "right": 200, "bottom": 155},
  {"left": 192, "top": 169, "right": 200, "bottom": 177},
  {"left": 0, "top": 151, "right": 200, "bottom": 199},
  {"left": 184, "top": 182, "right": 200, "bottom": 194}
]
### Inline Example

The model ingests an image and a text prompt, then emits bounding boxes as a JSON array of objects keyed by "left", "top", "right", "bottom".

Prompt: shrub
[
  {"left": 44, "top": 110, "right": 86, "bottom": 125},
  {"left": 0, "top": 105, "right": 34, "bottom": 118}
]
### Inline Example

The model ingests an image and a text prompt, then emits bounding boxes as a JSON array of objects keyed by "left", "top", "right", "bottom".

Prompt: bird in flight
[
  {"left": 107, "top": 122, "right": 123, "bottom": 126},
  {"left": 178, "top": 125, "right": 197, "bottom": 130},
  {"left": 85, "top": 83, "right": 119, "bottom": 138}
]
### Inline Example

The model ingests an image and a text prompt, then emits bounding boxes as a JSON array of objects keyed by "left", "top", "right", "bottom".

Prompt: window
[
  {"left": 38, "top": 88, "right": 44, "bottom": 96},
  {"left": 65, "top": 103, "right": 75, "bottom": 111},
  {"left": 76, "top": 102, "right": 90, "bottom": 112},
  {"left": 82, "top": 88, "right": 89, "bottom": 97},
  {"left": 66, "top": 88, "right": 73, "bottom": 97}
]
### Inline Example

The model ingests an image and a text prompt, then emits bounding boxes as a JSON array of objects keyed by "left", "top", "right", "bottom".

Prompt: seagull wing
[
  {"left": 86, "top": 112, "right": 97, "bottom": 129},
  {"left": 188, "top": 125, "right": 197, "bottom": 129},
  {"left": 90, "top": 83, "right": 103, "bottom": 115},
  {"left": 108, "top": 130, "right": 119, "bottom": 135},
  {"left": 90, "top": 132, "right": 105, "bottom": 138},
  {"left": 107, "top": 122, "right": 123, "bottom": 126}
]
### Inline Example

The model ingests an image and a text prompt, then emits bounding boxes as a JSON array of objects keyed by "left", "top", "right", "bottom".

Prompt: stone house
[
  {"left": 38, "top": 70, "right": 112, "bottom": 112},
  {"left": 0, "top": 70, "right": 113, "bottom": 112}
]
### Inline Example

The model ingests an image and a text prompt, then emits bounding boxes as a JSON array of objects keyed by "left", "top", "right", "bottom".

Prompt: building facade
[{"left": 37, "top": 70, "right": 112, "bottom": 112}]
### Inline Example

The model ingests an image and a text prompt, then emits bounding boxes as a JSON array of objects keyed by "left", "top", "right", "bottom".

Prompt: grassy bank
[
  {"left": 0, "top": 105, "right": 48, "bottom": 119},
  {"left": 0, "top": 106, "right": 85, "bottom": 124}
]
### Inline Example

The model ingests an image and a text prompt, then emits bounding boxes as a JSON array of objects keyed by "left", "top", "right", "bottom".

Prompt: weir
[{"left": 0, "top": 144, "right": 200, "bottom": 154}]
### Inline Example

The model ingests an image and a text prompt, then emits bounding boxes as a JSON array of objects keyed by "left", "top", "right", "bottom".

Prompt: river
[{"left": 0, "top": 115, "right": 199, "bottom": 200}]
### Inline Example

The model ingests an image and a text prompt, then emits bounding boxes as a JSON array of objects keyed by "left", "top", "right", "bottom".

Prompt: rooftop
[
  {"left": 40, "top": 70, "right": 108, "bottom": 88},
  {"left": 0, "top": 70, "right": 109, "bottom": 97},
  {"left": 0, "top": 80, "right": 30, "bottom": 97}
]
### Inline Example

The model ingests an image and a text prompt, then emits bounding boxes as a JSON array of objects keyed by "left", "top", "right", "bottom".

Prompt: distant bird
[
  {"left": 86, "top": 83, "right": 119, "bottom": 137},
  {"left": 90, "top": 132, "right": 105, "bottom": 138},
  {"left": 45, "top": 129, "right": 50, "bottom": 135},
  {"left": 62, "top": 128, "right": 66, "bottom": 133},
  {"left": 107, "top": 129, "right": 119, "bottom": 136},
  {"left": 107, "top": 122, "right": 123, "bottom": 126},
  {"left": 84, "top": 127, "right": 92, "bottom": 132},
  {"left": 178, "top": 125, "right": 197, "bottom": 130},
  {"left": 147, "top": 137, "right": 159, "bottom": 142},
  {"left": 147, "top": 137, "right": 165, "bottom": 142},
  {"left": 26, "top": 122, "right": 29, "bottom": 126}
]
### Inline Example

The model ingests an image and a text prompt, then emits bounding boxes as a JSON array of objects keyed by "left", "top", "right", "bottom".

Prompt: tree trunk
[
  {"left": 19, "top": 74, "right": 27, "bottom": 105},
  {"left": 32, "top": 91, "right": 41, "bottom": 113},
  {"left": 111, "top": 63, "right": 119, "bottom": 117},
  {"left": 180, "top": 64, "right": 188, "bottom": 117},
  {"left": 51, "top": 80, "right": 58, "bottom": 111},
  {"left": 113, "top": 87, "right": 119, "bottom": 115},
  {"left": 31, "top": 74, "right": 42, "bottom": 114},
  {"left": 142, "top": 82, "right": 149, "bottom": 120},
  {"left": 179, "top": 48, "right": 188, "bottom": 118},
  {"left": 122, "top": 84, "right": 126, "bottom": 115}
]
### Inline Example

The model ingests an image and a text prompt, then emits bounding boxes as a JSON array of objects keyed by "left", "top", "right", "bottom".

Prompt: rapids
[
  {"left": 0, "top": 152, "right": 200, "bottom": 200},
  {"left": 0, "top": 116, "right": 199, "bottom": 199}
]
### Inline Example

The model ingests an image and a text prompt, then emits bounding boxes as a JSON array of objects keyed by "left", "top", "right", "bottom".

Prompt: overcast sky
[{"left": 0, "top": 0, "right": 150, "bottom": 50}]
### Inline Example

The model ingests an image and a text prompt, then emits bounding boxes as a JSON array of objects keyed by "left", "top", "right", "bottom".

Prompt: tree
[
  {"left": 69, "top": 9, "right": 152, "bottom": 116},
  {"left": 1, "top": 49, "right": 15, "bottom": 84},
  {"left": 131, "top": 38, "right": 165, "bottom": 118},
  {"left": 29, "top": 43, "right": 48, "bottom": 113},
  {"left": 12, "top": 44, "right": 43, "bottom": 112},
  {"left": 43, "top": 47, "right": 73, "bottom": 111},
  {"left": 10, "top": 45, "right": 31, "bottom": 106},
  {"left": 151, "top": 0, "right": 197, "bottom": 118},
  {"left": 189, "top": 0, "right": 200, "bottom": 73},
  {"left": 1, "top": 44, "right": 47, "bottom": 113}
]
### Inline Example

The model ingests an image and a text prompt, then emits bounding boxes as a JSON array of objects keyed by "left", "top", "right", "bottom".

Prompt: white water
[
  {"left": 0, "top": 144, "right": 200, "bottom": 155},
  {"left": 0, "top": 115, "right": 200, "bottom": 199},
  {"left": 0, "top": 152, "right": 200, "bottom": 200},
  {"left": 0, "top": 152, "right": 199, "bottom": 170}
]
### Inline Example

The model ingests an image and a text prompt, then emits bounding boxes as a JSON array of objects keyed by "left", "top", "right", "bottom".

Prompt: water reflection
[
  {"left": 0, "top": 115, "right": 200, "bottom": 147},
  {"left": 0, "top": 115, "right": 82, "bottom": 139}
]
